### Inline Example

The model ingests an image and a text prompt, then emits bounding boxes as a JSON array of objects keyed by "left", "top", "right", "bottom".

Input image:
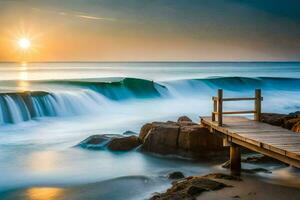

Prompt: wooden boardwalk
[
  {"left": 201, "top": 116, "right": 300, "bottom": 168},
  {"left": 201, "top": 89, "right": 300, "bottom": 173}
]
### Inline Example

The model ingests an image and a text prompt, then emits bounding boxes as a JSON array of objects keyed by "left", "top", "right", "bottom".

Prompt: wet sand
[
  {"left": 199, "top": 174, "right": 300, "bottom": 200},
  {"left": 0, "top": 175, "right": 169, "bottom": 200},
  {"left": 1, "top": 173, "right": 300, "bottom": 200}
]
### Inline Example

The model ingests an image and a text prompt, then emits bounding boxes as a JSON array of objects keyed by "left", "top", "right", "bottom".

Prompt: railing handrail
[
  {"left": 212, "top": 97, "right": 263, "bottom": 101},
  {"left": 212, "top": 89, "right": 262, "bottom": 126}
]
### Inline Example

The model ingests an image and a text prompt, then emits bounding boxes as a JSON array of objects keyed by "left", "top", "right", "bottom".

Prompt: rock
[
  {"left": 177, "top": 116, "right": 197, "bottom": 126},
  {"left": 168, "top": 171, "right": 185, "bottom": 179},
  {"left": 222, "top": 160, "right": 231, "bottom": 169},
  {"left": 77, "top": 134, "right": 114, "bottom": 150},
  {"left": 178, "top": 125, "right": 224, "bottom": 155},
  {"left": 292, "top": 121, "right": 300, "bottom": 133},
  {"left": 139, "top": 123, "right": 153, "bottom": 141},
  {"left": 242, "top": 155, "right": 283, "bottom": 164},
  {"left": 203, "top": 173, "right": 241, "bottom": 181},
  {"left": 177, "top": 116, "right": 192, "bottom": 123},
  {"left": 141, "top": 122, "right": 180, "bottom": 154},
  {"left": 243, "top": 168, "right": 272, "bottom": 174},
  {"left": 78, "top": 134, "right": 141, "bottom": 151},
  {"left": 288, "top": 111, "right": 300, "bottom": 118},
  {"left": 122, "top": 130, "right": 137, "bottom": 135},
  {"left": 107, "top": 135, "right": 141, "bottom": 151},
  {"left": 139, "top": 119, "right": 225, "bottom": 158},
  {"left": 261, "top": 112, "right": 300, "bottom": 133},
  {"left": 186, "top": 185, "right": 206, "bottom": 196},
  {"left": 150, "top": 194, "right": 161, "bottom": 200},
  {"left": 150, "top": 174, "right": 230, "bottom": 200},
  {"left": 261, "top": 113, "right": 287, "bottom": 126},
  {"left": 283, "top": 118, "right": 300, "bottom": 129}
]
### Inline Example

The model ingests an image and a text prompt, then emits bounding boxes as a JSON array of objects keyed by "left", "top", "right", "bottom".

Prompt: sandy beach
[
  {"left": 1, "top": 172, "right": 300, "bottom": 200},
  {"left": 199, "top": 175, "right": 300, "bottom": 200}
]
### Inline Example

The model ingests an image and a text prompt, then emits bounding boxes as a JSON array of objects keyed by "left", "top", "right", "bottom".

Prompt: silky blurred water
[{"left": 0, "top": 62, "right": 300, "bottom": 199}]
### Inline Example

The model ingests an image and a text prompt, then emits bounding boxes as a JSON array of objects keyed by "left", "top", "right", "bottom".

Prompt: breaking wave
[{"left": 1, "top": 77, "right": 300, "bottom": 125}]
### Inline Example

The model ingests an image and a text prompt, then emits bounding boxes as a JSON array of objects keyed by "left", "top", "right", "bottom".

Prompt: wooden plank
[
  {"left": 213, "top": 97, "right": 264, "bottom": 101},
  {"left": 231, "top": 137, "right": 300, "bottom": 167},
  {"left": 230, "top": 129, "right": 291, "bottom": 133},
  {"left": 213, "top": 110, "right": 256, "bottom": 115},
  {"left": 262, "top": 142, "right": 300, "bottom": 146},
  {"left": 237, "top": 132, "right": 298, "bottom": 136},
  {"left": 200, "top": 116, "right": 300, "bottom": 167},
  {"left": 241, "top": 135, "right": 300, "bottom": 141},
  {"left": 237, "top": 135, "right": 300, "bottom": 140},
  {"left": 223, "top": 97, "right": 257, "bottom": 101}
]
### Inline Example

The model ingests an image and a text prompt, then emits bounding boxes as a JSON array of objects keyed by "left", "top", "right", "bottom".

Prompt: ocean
[{"left": 1, "top": 62, "right": 300, "bottom": 199}]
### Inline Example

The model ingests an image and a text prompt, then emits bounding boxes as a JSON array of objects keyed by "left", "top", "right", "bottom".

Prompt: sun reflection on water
[
  {"left": 17, "top": 62, "right": 30, "bottom": 91},
  {"left": 28, "top": 151, "right": 59, "bottom": 173},
  {"left": 26, "top": 187, "right": 64, "bottom": 200}
]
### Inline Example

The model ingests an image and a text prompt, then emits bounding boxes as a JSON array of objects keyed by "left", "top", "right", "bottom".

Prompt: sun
[{"left": 18, "top": 38, "right": 31, "bottom": 50}]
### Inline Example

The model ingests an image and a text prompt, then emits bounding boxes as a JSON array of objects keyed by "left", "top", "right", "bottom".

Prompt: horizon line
[{"left": 1, "top": 60, "right": 300, "bottom": 64}]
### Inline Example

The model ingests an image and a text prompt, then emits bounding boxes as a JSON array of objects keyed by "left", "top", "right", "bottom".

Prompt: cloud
[
  {"left": 75, "top": 14, "right": 116, "bottom": 21},
  {"left": 31, "top": 7, "right": 116, "bottom": 22}
]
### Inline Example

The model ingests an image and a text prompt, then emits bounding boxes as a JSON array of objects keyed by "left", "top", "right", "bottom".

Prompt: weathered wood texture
[
  {"left": 212, "top": 89, "right": 262, "bottom": 126},
  {"left": 230, "top": 144, "right": 241, "bottom": 175},
  {"left": 201, "top": 116, "right": 300, "bottom": 168}
]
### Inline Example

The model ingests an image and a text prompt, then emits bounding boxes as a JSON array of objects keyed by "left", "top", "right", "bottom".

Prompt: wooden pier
[{"left": 201, "top": 89, "right": 300, "bottom": 174}]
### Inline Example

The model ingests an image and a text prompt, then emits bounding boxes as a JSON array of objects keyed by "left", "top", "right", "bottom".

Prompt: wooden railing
[{"left": 212, "top": 89, "right": 263, "bottom": 126}]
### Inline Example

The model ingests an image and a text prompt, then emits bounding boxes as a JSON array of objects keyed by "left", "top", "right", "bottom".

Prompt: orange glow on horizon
[{"left": 26, "top": 187, "right": 64, "bottom": 200}]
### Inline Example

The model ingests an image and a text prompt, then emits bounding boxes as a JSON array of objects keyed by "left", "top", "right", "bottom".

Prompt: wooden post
[
  {"left": 212, "top": 98, "right": 217, "bottom": 121},
  {"left": 230, "top": 143, "right": 241, "bottom": 175},
  {"left": 217, "top": 89, "right": 223, "bottom": 126},
  {"left": 255, "top": 89, "right": 261, "bottom": 121}
]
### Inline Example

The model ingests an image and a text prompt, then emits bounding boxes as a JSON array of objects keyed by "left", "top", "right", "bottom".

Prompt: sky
[{"left": 0, "top": 0, "right": 300, "bottom": 62}]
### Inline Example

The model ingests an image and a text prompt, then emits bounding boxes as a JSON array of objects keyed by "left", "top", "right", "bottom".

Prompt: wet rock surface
[
  {"left": 167, "top": 171, "right": 185, "bottom": 180},
  {"left": 107, "top": 135, "right": 141, "bottom": 151},
  {"left": 203, "top": 173, "right": 241, "bottom": 181},
  {"left": 261, "top": 112, "right": 300, "bottom": 133},
  {"left": 77, "top": 134, "right": 116, "bottom": 150},
  {"left": 79, "top": 116, "right": 226, "bottom": 157},
  {"left": 78, "top": 135, "right": 141, "bottom": 151},
  {"left": 221, "top": 155, "right": 283, "bottom": 174},
  {"left": 122, "top": 130, "right": 137, "bottom": 135},
  {"left": 242, "top": 155, "right": 284, "bottom": 164},
  {"left": 139, "top": 116, "right": 226, "bottom": 158},
  {"left": 150, "top": 173, "right": 237, "bottom": 200}
]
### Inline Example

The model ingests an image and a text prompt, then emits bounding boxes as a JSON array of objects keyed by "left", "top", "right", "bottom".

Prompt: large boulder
[
  {"left": 107, "top": 135, "right": 141, "bottom": 151},
  {"left": 78, "top": 134, "right": 142, "bottom": 151},
  {"left": 141, "top": 122, "right": 180, "bottom": 154},
  {"left": 139, "top": 123, "right": 153, "bottom": 142},
  {"left": 178, "top": 125, "right": 224, "bottom": 155},
  {"left": 139, "top": 116, "right": 225, "bottom": 158},
  {"left": 77, "top": 134, "right": 114, "bottom": 150}
]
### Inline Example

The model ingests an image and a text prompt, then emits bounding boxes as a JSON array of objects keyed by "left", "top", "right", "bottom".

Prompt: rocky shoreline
[
  {"left": 78, "top": 115, "right": 226, "bottom": 159},
  {"left": 150, "top": 173, "right": 240, "bottom": 200},
  {"left": 77, "top": 112, "right": 300, "bottom": 199},
  {"left": 261, "top": 111, "right": 300, "bottom": 132}
]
